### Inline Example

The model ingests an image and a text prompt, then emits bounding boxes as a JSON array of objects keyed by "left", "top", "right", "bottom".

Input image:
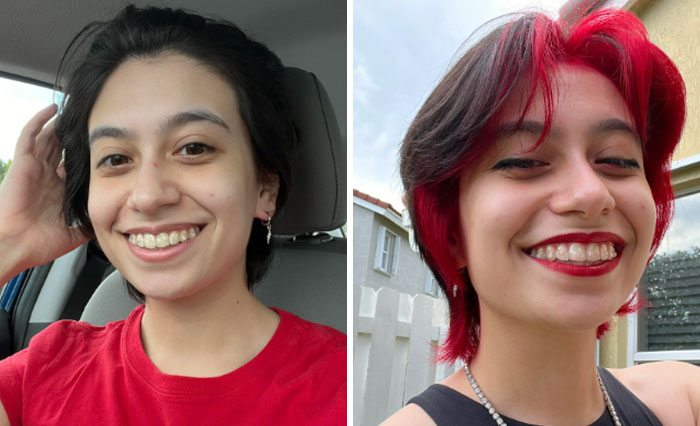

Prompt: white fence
[{"left": 353, "top": 285, "right": 459, "bottom": 426}]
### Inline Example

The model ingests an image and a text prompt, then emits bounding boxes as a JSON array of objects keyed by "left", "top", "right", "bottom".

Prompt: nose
[
  {"left": 126, "top": 162, "right": 180, "bottom": 215},
  {"left": 548, "top": 159, "right": 615, "bottom": 219}
]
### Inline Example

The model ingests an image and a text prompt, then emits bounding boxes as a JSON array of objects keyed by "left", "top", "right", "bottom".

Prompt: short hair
[
  {"left": 400, "top": 8, "right": 685, "bottom": 363},
  {"left": 56, "top": 5, "right": 297, "bottom": 301}
]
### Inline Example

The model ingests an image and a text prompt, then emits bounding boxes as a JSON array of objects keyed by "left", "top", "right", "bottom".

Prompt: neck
[
  {"left": 140, "top": 271, "right": 279, "bottom": 377},
  {"left": 467, "top": 305, "right": 606, "bottom": 426}
]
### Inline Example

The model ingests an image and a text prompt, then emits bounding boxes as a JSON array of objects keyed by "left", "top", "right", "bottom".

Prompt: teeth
[
  {"left": 156, "top": 233, "right": 169, "bottom": 248},
  {"left": 586, "top": 244, "right": 600, "bottom": 262},
  {"left": 568, "top": 243, "right": 585, "bottom": 262},
  {"left": 545, "top": 245, "right": 556, "bottom": 261},
  {"left": 556, "top": 244, "right": 569, "bottom": 261},
  {"left": 128, "top": 226, "right": 200, "bottom": 250},
  {"left": 530, "top": 242, "right": 618, "bottom": 265},
  {"left": 144, "top": 234, "right": 156, "bottom": 249}
]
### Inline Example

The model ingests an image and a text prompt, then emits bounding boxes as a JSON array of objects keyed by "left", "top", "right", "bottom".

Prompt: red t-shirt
[{"left": 0, "top": 306, "right": 346, "bottom": 425}]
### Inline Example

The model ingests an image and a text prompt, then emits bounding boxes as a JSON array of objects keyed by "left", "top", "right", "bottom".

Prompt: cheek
[
  {"left": 634, "top": 189, "right": 657, "bottom": 249},
  {"left": 87, "top": 179, "right": 107, "bottom": 230}
]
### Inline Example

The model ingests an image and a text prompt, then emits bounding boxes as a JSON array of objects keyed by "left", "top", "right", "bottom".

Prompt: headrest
[{"left": 274, "top": 67, "right": 346, "bottom": 235}]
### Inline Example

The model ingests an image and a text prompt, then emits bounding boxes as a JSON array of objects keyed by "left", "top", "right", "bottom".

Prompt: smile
[
  {"left": 127, "top": 226, "right": 201, "bottom": 250},
  {"left": 524, "top": 232, "right": 625, "bottom": 277},
  {"left": 528, "top": 242, "right": 617, "bottom": 266}
]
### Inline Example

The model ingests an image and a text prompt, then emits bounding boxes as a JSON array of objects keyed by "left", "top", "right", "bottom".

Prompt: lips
[
  {"left": 525, "top": 232, "right": 625, "bottom": 277},
  {"left": 120, "top": 223, "right": 206, "bottom": 263}
]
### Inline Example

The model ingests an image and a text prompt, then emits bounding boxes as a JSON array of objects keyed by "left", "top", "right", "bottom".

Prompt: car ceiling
[{"left": 0, "top": 0, "right": 346, "bottom": 137}]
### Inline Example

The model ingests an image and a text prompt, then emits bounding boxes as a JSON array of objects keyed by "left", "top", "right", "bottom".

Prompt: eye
[
  {"left": 96, "top": 154, "right": 130, "bottom": 169},
  {"left": 491, "top": 158, "right": 548, "bottom": 170},
  {"left": 595, "top": 157, "right": 640, "bottom": 169},
  {"left": 178, "top": 142, "right": 214, "bottom": 157}
]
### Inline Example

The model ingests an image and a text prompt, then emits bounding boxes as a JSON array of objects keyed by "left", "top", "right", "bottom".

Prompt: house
[{"left": 353, "top": 189, "right": 440, "bottom": 297}]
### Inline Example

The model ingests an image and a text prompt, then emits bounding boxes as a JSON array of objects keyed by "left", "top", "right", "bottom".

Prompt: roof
[{"left": 353, "top": 189, "right": 402, "bottom": 217}]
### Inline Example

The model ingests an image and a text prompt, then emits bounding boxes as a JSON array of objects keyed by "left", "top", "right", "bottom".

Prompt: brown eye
[
  {"left": 179, "top": 143, "right": 213, "bottom": 156},
  {"left": 97, "top": 154, "right": 130, "bottom": 168}
]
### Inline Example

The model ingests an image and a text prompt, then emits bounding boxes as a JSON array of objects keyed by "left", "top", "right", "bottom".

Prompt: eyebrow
[
  {"left": 88, "top": 109, "right": 231, "bottom": 146},
  {"left": 591, "top": 118, "right": 640, "bottom": 142},
  {"left": 495, "top": 120, "right": 547, "bottom": 138}
]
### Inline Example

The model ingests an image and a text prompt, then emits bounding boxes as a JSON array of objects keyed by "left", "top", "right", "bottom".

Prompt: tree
[{"left": 0, "top": 158, "right": 11, "bottom": 185}]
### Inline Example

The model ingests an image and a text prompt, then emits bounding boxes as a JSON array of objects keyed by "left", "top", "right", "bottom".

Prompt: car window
[{"left": 0, "top": 77, "right": 56, "bottom": 184}]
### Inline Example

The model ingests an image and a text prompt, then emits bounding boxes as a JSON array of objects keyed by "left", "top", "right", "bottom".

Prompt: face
[
  {"left": 454, "top": 66, "right": 656, "bottom": 332},
  {"left": 87, "top": 53, "right": 277, "bottom": 301}
]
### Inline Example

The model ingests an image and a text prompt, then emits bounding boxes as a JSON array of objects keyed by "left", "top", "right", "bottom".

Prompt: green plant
[{"left": 0, "top": 158, "right": 11, "bottom": 185}]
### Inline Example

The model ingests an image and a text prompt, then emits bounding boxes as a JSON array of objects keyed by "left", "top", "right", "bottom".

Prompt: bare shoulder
[
  {"left": 609, "top": 361, "right": 700, "bottom": 426},
  {"left": 380, "top": 403, "right": 436, "bottom": 426}
]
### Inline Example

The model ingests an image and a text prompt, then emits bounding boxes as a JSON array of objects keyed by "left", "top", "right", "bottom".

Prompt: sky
[{"left": 0, "top": 78, "right": 57, "bottom": 162}]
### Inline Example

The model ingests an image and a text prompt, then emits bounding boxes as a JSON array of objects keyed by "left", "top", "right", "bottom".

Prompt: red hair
[{"left": 400, "top": 8, "right": 685, "bottom": 363}]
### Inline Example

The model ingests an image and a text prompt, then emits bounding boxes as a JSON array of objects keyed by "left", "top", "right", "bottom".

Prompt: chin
[
  {"left": 541, "top": 295, "right": 625, "bottom": 333},
  {"left": 124, "top": 270, "right": 203, "bottom": 302}
]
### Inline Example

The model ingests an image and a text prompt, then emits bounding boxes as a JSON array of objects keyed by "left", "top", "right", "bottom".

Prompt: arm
[{"left": 0, "top": 105, "right": 86, "bottom": 284}]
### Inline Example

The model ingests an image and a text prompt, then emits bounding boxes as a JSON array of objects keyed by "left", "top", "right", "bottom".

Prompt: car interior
[{"left": 0, "top": 0, "right": 347, "bottom": 360}]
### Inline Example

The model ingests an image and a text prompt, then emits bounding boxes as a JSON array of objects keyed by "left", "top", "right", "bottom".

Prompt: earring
[
  {"left": 452, "top": 284, "right": 458, "bottom": 298},
  {"left": 263, "top": 213, "right": 272, "bottom": 244}
]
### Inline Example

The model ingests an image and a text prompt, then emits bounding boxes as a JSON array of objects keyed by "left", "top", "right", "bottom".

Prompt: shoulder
[
  {"left": 0, "top": 318, "right": 126, "bottom": 426},
  {"left": 381, "top": 404, "right": 436, "bottom": 426},
  {"left": 2, "top": 318, "right": 121, "bottom": 370},
  {"left": 610, "top": 361, "right": 700, "bottom": 425},
  {"left": 277, "top": 309, "right": 346, "bottom": 358},
  {"left": 272, "top": 310, "right": 346, "bottom": 420}
]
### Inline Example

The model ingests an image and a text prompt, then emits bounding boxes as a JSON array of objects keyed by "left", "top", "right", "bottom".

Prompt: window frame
[
  {"left": 374, "top": 226, "right": 400, "bottom": 276},
  {"left": 627, "top": 156, "right": 700, "bottom": 366}
]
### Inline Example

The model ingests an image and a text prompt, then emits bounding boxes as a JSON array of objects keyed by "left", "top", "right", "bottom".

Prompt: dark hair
[
  {"left": 400, "top": 8, "right": 685, "bottom": 363},
  {"left": 56, "top": 5, "right": 297, "bottom": 301}
]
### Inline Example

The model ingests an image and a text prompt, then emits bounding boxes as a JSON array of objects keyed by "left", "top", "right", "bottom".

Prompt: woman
[
  {"left": 385, "top": 7, "right": 699, "bottom": 426},
  {"left": 0, "top": 6, "right": 345, "bottom": 425}
]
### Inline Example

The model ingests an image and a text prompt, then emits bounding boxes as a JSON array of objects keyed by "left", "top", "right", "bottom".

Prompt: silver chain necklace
[{"left": 464, "top": 363, "right": 622, "bottom": 426}]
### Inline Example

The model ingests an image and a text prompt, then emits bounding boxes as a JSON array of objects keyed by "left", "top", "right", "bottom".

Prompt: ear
[
  {"left": 254, "top": 171, "right": 280, "bottom": 220},
  {"left": 448, "top": 232, "right": 468, "bottom": 269}
]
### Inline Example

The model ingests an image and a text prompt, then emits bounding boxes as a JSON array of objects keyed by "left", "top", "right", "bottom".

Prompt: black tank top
[{"left": 407, "top": 368, "right": 663, "bottom": 426}]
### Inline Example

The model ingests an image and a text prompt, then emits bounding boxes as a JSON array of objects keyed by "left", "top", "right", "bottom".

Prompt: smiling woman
[
  {"left": 0, "top": 5, "right": 345, "bottom": 426},
  {"left": 382, "top": 5, "right": 700, "bottom": 426}
]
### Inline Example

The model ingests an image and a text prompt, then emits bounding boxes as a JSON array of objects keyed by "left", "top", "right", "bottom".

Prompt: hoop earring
[{"left": 262, "top": 213, "right": 272, "bottom": 244}]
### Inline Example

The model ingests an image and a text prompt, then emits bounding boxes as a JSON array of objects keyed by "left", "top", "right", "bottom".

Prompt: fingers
[
  {"left": 35, "top": 119, "right": 59, "bottom": 159},
  {"left": 15, "top": 104, "right": 58, "bottom": 159}
]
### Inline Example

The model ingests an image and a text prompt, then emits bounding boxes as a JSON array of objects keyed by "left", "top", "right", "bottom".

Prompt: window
[
  {"left": 424, "top": 272, "right": 442, "bottom": 297},
  {"left": 629, "top": 187, "right": 700, "bottom": 364},
  {"left": 374, "top": 226, "right": 399, "bottom": 275}
]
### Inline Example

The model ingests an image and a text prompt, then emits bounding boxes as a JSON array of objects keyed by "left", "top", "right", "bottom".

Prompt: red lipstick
[{"left": 527, "top": 232, "right": 625, "bottom": 277}]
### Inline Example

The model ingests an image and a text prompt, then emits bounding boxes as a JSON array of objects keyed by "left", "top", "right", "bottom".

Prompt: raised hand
[{"left": 0, "top": 105, "right": 88, "bottom": 283}]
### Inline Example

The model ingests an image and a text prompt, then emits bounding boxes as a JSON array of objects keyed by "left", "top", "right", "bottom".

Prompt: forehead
[
  {"left": 88, "top": 53, "right": 238, "bottom": 130},
  {"left": 499, "top": 64, "right": 632, "bottom": 125}
]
